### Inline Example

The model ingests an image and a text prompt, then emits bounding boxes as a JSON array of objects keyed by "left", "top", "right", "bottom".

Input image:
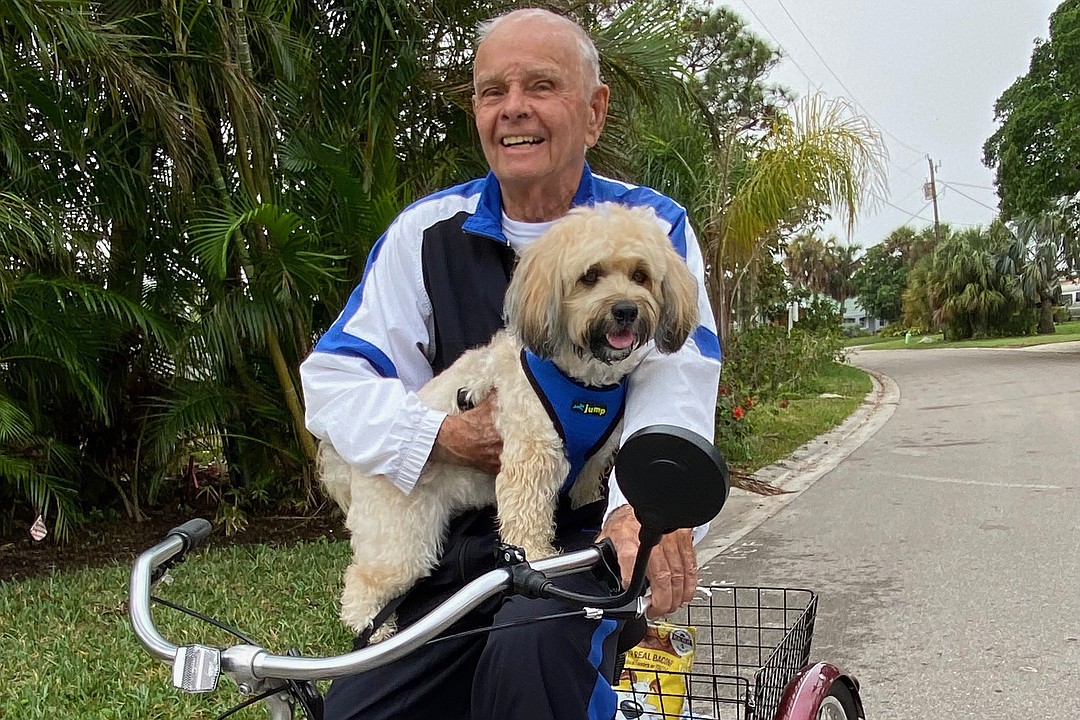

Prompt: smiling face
[{"left": 472, "top": 15, "right": 609, "bottom": 219}]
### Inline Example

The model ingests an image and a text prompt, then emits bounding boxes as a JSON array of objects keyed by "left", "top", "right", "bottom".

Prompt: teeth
[{"left": 502, "top": 136, "right": 541, "bottom": 146}]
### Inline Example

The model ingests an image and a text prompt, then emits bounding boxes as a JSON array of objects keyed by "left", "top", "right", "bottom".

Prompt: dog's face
[{"left": 504, "top": 203, "right": 699, "bottom": 366}]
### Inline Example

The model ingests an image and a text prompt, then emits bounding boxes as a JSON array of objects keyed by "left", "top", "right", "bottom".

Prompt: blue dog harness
[{"left": 520, "top": 349, "right": 627, "bottom": 494}]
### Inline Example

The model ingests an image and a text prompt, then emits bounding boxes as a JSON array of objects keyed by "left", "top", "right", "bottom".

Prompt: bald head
[{"left": 476, "top": 9, "right": 601, "bottom": 94}]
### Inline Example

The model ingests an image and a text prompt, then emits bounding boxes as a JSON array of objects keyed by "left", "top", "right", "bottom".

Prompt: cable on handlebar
[
  {"left": 151, "top": 595, "right": 258, "bottom": 645},
  {"left": 150, "top": 595, "right": 324, "bottom": 720}
]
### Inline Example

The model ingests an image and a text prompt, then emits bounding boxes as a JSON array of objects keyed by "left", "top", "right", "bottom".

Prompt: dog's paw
[{"left": 367, "top": 615, "right": 398, "bottom": 644}]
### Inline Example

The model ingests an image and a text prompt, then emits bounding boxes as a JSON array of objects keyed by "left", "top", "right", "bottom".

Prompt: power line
[
  {"left": 736, "top": 0, "right": 821, "bottom": 92},
  {"left": 939, "top": 182, "right": 1000, "bottom": 212},
  {"left": 938, "top": 179, "right": 997, "bottom": 192},
  {"left": 883, "top": 199, "right": 935, "bottom": 226},
  {"left": 770, "top": 0, "right": 926, "bottom": 160}
]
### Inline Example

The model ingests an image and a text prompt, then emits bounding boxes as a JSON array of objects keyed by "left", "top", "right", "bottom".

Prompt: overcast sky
[{"left": 723, "top": 0, "right": 1061, "bottom": 249}]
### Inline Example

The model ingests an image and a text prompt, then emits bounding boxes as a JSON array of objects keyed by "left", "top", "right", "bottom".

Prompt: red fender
[{"left": 769, "top": 661, "right": 864, "bottom": 720}]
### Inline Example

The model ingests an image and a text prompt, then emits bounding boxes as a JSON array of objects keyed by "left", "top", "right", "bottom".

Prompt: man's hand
[
  {"left": 597, "top": 504, "right": 697, "bottom": 618},
  {"left": 430, "top": 394, "right": 502, "bottom": 474}
]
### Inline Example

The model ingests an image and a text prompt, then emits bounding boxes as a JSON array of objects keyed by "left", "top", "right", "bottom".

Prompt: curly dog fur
[{"left": 319, "top": 202, "right": 699, "bottom": 637}]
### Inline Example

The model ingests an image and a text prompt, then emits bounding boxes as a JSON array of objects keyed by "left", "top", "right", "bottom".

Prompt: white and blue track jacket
[{"left": 299, "top": 164, "right": 722, "bottom": 530}]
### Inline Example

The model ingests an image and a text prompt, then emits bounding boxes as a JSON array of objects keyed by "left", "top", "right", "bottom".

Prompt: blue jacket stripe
[
  {"left": 313, "top": 234, "right": 399, "bottom": 377},
  {"left": 591, "top": 180, "right": 689, "bottom": 258},
  {"left": 693, "top": 326, "right": 722, "bottom": 361},
  {"left": 586, "top": 618, "right": 619, "bottom": 720}
]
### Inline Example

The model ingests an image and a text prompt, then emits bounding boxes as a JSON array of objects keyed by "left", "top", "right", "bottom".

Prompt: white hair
[{"left": 476, "top": 9, "right": 602, "bottom": 93}]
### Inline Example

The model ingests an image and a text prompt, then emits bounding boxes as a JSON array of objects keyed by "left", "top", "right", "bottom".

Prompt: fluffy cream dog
[{"left": 319, "top": 202, "right": 699, "bottom": 637}]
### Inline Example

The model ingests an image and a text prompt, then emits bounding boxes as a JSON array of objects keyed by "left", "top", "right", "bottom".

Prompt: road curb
[{"left": 697, "top": 360, "right": 900, "bottom": 567}]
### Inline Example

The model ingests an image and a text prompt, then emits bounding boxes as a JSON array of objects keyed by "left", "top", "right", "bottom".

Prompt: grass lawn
[
  {"left": 842, "top": 333, "right": 895, "bottom": 348},
  {"left": 849, "top": 321, "right": 1080, "bottom": 351},
  {"left": 0, "top": 539, "right": 352, "bottom": 718},
  {"left": 720, "top": 362, "right": 873, "bottom": 473},
  {"left": 0, "top": 362, "right": 874, "bottom": 718}
]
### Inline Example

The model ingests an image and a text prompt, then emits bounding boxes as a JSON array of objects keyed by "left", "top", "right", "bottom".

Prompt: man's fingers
[
  {"left": 645, "top": 530, "right": 699, "bottom": 617},
  {"left": 675, "top": 529, "right": 698, "bottom": 605},
  {"left": 617, "top": 545, "right": 636, "bottom": 589}
]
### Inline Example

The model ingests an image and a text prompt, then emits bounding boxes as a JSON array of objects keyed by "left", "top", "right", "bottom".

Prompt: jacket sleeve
[
  {"left": 606, "top": 221, "right": 722, "bottom": 545},
  {"left": 299, "top": 214, "right": 446, "bottom": 495}
]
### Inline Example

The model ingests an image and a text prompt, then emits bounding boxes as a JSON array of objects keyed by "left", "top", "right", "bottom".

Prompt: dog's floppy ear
[
  {"left": 654, "top": 245, "right": 699, "bottom": 354},
  {"left": 503, "top": 242, "right": 563, "bottom": 357}
]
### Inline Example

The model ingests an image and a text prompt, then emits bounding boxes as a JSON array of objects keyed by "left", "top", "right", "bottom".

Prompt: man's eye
[{"left": 533, "top": 82, "right": 553, "bottom": 91}]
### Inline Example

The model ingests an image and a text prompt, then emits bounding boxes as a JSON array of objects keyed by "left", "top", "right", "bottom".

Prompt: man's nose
[{"left": 500, "top": 85, "right": 530, "bottom": 120}]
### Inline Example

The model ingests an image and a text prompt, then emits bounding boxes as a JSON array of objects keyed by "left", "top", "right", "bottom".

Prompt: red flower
[
  {"left": 732, "top": 405, "right": 745, "bottom": 420},
  {"left": 744, "top": 397, "right": 755, "bottom": 409},
  {"left": 718, "top": 384, "right": 733, "bottom": 396}
]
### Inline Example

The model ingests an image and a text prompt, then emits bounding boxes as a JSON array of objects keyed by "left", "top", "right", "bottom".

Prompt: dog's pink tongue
[{"left": 606, "top": 330, "right": 634, "bottom": 350}]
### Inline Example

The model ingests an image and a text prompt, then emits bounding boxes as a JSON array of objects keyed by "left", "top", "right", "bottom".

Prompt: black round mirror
[{"left": 615, "top": 424, "right": 729, "bottom": 532}]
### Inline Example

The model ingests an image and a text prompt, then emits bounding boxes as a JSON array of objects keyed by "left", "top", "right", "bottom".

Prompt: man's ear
[{"left": 585, "top": 84, "right": 610, "bottom": 148}]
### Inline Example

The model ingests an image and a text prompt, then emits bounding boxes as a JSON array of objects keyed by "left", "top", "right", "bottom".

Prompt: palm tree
[
  {"left": 920, "top": 227, "right": 1025, "bottom": 340},
  {"left": 2, "top": 0, "right": 715, "bottom": 535},
  {"left": 997, "top": 212, "right": 1070, "bottom": 334},
  {"left": 709, "top": 95, "right": 887, "bottom": 344},
  {"left": 784, "top": 233, "right": 830, "bottom": 294}
]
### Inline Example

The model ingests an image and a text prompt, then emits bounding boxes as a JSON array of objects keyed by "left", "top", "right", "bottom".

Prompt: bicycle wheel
[{"left": 816, "top": 681, "right": 859, "bottom": 720}]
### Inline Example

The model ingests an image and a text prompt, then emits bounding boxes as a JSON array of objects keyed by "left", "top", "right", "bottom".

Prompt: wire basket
[{"left": 614, "top": 586, "right": 817, "bottom": 720}]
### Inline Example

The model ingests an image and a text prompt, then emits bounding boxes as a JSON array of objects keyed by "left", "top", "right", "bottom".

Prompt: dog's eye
[
  {"left": 581, "top": 268, "right": 600, "bottom": 286},
  {"left": 631, "top": 269, "right": 649, "bottom": 285}
]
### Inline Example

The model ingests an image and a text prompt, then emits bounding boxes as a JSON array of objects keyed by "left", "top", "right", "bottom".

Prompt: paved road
[{"left": 697, "top": 344, "right": 1080, "bottom": 718}]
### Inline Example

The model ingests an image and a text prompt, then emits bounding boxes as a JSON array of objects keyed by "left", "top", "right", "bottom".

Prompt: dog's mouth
[
  {"left": 587, "top": 323, "right": 648, "bottom": 363},
  {"left": 606, "top": 329, "right": 635, "bottom": 350}
]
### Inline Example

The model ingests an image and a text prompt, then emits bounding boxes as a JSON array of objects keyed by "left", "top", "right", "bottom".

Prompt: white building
[{"left": 841, "top": 297, "right": 886, "bottom": 333}]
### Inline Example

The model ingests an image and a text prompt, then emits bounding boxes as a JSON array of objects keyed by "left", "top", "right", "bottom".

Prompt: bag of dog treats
[{"left": 614, "top": 621, "right": 697, "bottom": 718}]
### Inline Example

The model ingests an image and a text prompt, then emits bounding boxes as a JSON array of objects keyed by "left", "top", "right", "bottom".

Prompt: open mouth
[
  {"left": 605, "top": 329, "right": 635, "bottom": 350},
  {"left": 586, "top": 326, "right": 642, "bottom": 363},
  {"left": 501, "top": 135, "right": 544, "bottom": 147}
]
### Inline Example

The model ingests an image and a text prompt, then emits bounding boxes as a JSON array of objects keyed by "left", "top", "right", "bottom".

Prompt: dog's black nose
[{"left": 612, "top": 301, "right": 638, "bottom": 325}]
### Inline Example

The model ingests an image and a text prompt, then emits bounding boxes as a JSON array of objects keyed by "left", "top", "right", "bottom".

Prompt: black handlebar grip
[{"left": 166, "top": 518, "right": 213, "bottom": 553}]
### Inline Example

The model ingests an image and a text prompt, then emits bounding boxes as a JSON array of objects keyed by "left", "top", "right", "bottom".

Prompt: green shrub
[
  {"left": 722, "top": 325, "right": 845, "bottom": 403},
  {"left": 714, "top": 382, "right": 755, "bottom": 463}
]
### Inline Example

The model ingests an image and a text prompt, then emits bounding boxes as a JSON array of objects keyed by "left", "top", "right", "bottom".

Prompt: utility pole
[{"left": 925, "top": 155, "right": 942, "bottom": 242}]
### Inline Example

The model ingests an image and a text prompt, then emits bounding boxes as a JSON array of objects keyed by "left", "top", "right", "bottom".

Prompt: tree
[
  {"left": 713, "top": 95, "right": 887, "bottom": 343},
  {"left": 785, "top": 233, "right": 859, "bottom": 303},
  {"left": 997, "top": 211, "right": 1072, "bottom": 333},
  {"left": 983, "top": 0, "right": 1080, "bottom": 218},
  {"left": 904, "top": 226, "right": 1030, "bottom": 340},
  {"left": 0, "top": 0, "right": 715, "bottom": 536},
  {"left": 852, "top": 243, "right": 906, "bottom": 324}
]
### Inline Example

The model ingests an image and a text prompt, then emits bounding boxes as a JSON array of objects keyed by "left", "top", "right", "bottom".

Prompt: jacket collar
[{"left": 463, "top": 162, "right": 596, "bottom": 245}]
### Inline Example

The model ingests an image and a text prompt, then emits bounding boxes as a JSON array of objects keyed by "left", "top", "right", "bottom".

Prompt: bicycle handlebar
[
  {"left": 129, "top": 523, "right": 626, "bottom": 683},
  {"left": 167, "top": 518, "right": 213, "bottom": 553}
]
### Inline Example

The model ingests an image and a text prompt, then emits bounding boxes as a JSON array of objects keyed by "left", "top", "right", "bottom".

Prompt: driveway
[{"left": 696, "top": 344, "right": 1080, "bottom": 718}]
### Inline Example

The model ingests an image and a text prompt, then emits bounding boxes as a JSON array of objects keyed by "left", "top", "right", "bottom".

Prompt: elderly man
[{"left": 300, "top": 8, "right": 721, "bottom": 720}]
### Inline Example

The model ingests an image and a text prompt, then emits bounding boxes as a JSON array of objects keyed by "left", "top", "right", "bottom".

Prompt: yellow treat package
[{"left": 614, "top": 621, "right": 697, "bottom": 718}]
